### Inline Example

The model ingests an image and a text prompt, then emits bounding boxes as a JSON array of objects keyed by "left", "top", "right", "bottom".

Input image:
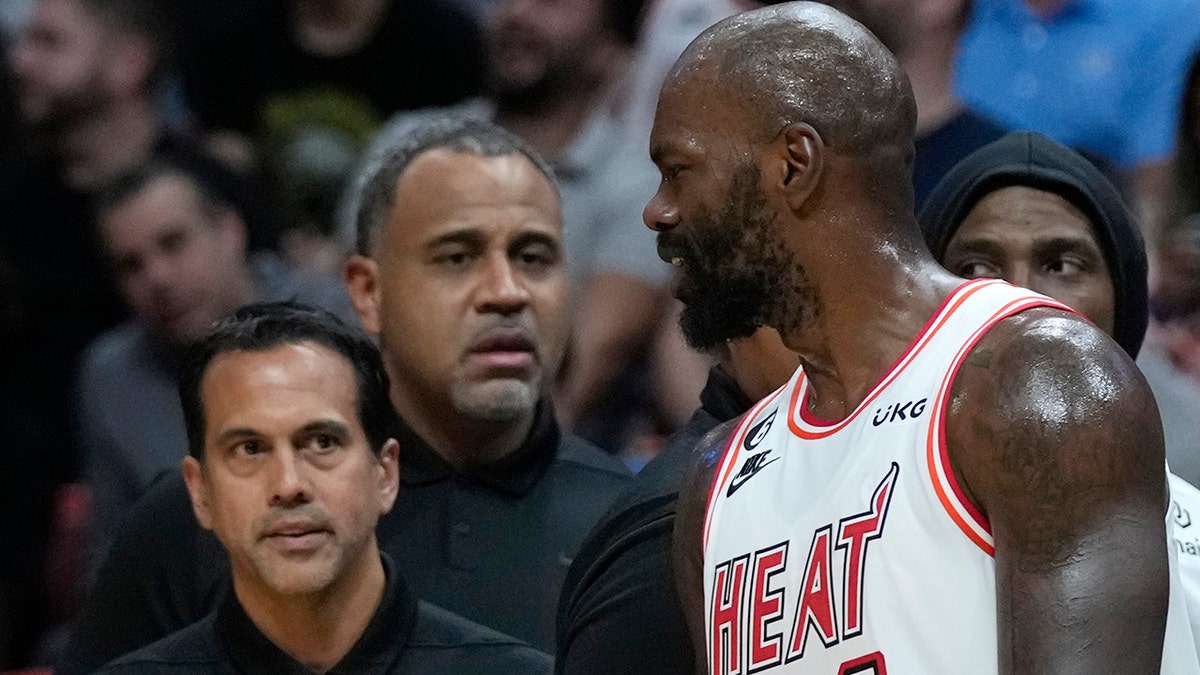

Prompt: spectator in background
[
  {"left": 0, "top": 0, "right": 245, "bottom": 666},
  {"left": 182, "top": 0, "right": 485, "bottom": 278},
  {"left": 1145, "top": 214, "right": 1200, "bottom": 487},
  {"left": 917, "top": 130, "right": 1200, "bottom": 650},
  {"left": 617, "top": 0, "right": 748, "bottom": 142},
  {"left": 94, "top": 303, "right": 553, "bottom": 674},
  {"left": 955, "top": 0, "right": 1200, "bottom": 229},
  {"left": 917, "top": 129, "right": 1200, "bottom": 499},
  {"left": 80, "top": 158, "right": 355, "bottom": 562},
  {"left": 61, "top": 117, "right": 630, "bottom": 675},
  {"left": 819, "top": 0, "right": 1008, "bottom": 208},
  {"left": 341, "top": 0, "right": 679, "bottom": 456},
  {"left": 1167, "top": 51, "right": 1200, "bottom": 237}
]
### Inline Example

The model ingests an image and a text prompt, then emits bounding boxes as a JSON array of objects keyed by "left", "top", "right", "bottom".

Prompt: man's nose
[
  {"left": 1003, "top": 263, "right": 1034, "bottom": 295},
  {"left": 143, "top": 256, "right": 175, "bottom": 288},
  {"left": 644, "top": 189, "right": 680, "bottom": 232},
  {"left": 269, "top": 450, "right": 311, "bottom": 507},
  {"left": 476, "top": 255, "right": 531, "bottom": 315}
]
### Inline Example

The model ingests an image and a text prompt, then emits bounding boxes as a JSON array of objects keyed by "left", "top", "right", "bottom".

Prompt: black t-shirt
[
  {"left": 555, "top": 367, "right": 753, "bottom": 675},
  {"left": 183, "top": 0, "right": 485, "bottom": 138},
  {"left": 913, "top": 108, "right": 1009, "bottom": 209},
  {"left": 61, "top": 404, "right": 630, "bottom": 674},
  {"left": 94, "top": 554, "right": 553, "bottom": 674}
]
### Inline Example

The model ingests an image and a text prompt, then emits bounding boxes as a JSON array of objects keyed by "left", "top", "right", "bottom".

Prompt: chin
[
  {"left": 452, "top": 378, "right": 539, "bottom": 422},
  {"left": 258, "top": 560, "right": 340, "bottom": 598}
]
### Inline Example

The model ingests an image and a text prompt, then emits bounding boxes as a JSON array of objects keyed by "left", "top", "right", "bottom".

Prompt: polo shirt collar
[
  {"left": 216, "top": 553, "right": 417, "bottom": 674},
  {"left": 394, "top": 400, "right": 560, "bottom": 498}
]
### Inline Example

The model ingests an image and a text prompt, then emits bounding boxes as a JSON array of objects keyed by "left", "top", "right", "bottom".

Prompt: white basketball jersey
[{"left": 702, "top": 278, "right": 1198, "bottom": 675}]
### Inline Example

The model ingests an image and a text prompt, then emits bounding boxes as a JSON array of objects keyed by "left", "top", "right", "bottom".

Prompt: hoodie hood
[{"left": 917, "top": 131, "right": 1148, "bottom": 358}]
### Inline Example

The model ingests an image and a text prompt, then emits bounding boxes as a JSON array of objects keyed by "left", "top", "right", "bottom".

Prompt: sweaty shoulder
[
  {"left": 404, "top": 602, "right": 552, "bottom": 674},
  {"left": 946, "top": 306, "right": 1165, "bottom": 526}
]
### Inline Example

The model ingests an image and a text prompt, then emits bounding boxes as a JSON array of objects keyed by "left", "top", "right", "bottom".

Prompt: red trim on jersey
[
  {"left": 926, "top": 293, "right": 1076, "bottom": 556},
  {"left": 787, "top": 279, "right": 1002, "bottom": 439},
  {"left": 703, "top": 388, "right": 787, "bottom": 554}
]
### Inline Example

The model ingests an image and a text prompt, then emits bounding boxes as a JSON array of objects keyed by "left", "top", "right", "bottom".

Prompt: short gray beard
[{"left": 450, "top": 378, "right": 539, "bottom": 423}]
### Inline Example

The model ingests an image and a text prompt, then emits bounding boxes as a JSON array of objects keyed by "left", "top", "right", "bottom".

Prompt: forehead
[
  {"left": 30, "top": 0, "right": 103, "bottom": 36},
  {"left": 101, "top": 175, "right": 208, "bottom": 239},
  {"left": 201, "top": 342, "right": 359, "bottom": 429},
  {"left": 651, "top": 65, "right": 751, "bottom": 162},
  {"left": 382, "top": 149, "right": 562, "bottom": 247},
  {"left": 955, "top": 185, "right": 1098, "bottom": 246}
]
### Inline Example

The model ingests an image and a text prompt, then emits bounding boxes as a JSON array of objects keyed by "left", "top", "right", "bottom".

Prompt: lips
[
  {"left": 466, "top": 328, "right": 538, "bottom": 371},
  {"left": 657, "top": 231, "right": 695, "bottom": 268},
  {"left": 260, "top": 518, "right": 331, "bottom": 552},
  {"left": 470, "top": 331, "right": 536, "bottom": 354}
]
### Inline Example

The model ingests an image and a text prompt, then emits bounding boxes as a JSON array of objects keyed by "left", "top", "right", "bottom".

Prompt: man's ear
[
  {"left": 344, "top": 255, "right": 383, "bottom": 336},
  {"left": 182, "top": 456, "right": 214, "bottom": 531},
  {"left": 376, "top": 439, "right": 400, "bottom": 514},
  {"left": 775, "top": 123, "right": 824, "bottom": 213}
]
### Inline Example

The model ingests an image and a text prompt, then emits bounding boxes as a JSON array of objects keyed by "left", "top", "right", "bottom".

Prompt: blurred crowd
[{"left": 1, "top": 0, "right": 1200, "bottom": 670}]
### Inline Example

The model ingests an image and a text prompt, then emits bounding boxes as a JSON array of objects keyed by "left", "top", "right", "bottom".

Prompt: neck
[
  {"left": 391, "top": 387, "right": 535, "bottom": 470},
  {"left": 291, "top": 0, "right": 390, "bottom": 56},
  {"left": 234, "top": 542, "right": 385, "bottom": 673},
  {"left": 57, "top": 97, "right": 160, "bottom": 190},
  {"left": 777, "top": 221, "right": 962, "bottom": 421},
  {"left": 897, "top": 34, "right": 963, "bottom": 137},
  {"left": 494, "top": 52, "right": 628, "bottom": 161}
]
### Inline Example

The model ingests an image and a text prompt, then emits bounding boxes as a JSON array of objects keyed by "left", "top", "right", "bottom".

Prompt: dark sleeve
[
  {"left": 58, "top": 473, "right": 229, "bottom": 675},
  {"left": 177, "top": 3, "right": 272, "bottom": 134},
  {"left": 401, "top": 0, "right": 486, "bottom": 109},
  {"left": 556, "top": 496, "right": 693, "bottom": 675}
]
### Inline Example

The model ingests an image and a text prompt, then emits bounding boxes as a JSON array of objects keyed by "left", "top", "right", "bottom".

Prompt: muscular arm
[
  {"left": 672, "top": 419, "right": 740, "bottom": 675},
  {"left": 947, "top": 309, "right": 1169, "bottom": 674}
]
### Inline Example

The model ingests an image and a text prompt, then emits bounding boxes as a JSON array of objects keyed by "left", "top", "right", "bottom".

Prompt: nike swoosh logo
[{"left": 726, "top": 456, "right": 779, "bottom": 498}]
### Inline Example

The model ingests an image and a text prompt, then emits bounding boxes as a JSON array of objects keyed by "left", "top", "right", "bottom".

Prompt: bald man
[{"left": 647, "top": 3, "right": 1197, "bottom": 673}]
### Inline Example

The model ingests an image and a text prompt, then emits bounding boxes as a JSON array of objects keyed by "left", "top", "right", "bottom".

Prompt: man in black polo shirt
[
  {"left": 62, "top": 118, "right": 631, "bottom": 673},
  {"left": 94, "top": 302, "right": 550, "bottom": 673}
]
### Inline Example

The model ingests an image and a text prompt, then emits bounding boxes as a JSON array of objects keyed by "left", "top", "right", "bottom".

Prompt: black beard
[
  {"left": 666, "top": 165, "right": 791, "bottom": 351},
  {"left": 486, "top": 62, "right": 574, "bottom": 114}
]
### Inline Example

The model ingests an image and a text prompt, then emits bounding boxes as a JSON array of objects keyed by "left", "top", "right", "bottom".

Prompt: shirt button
[{"left": 454, "top": 522, "right": 470, "bottom": 535}]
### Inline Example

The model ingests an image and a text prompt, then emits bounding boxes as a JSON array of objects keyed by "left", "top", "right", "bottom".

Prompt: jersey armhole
[
  {"left": 925, "top": 296, "right": 1074, "bottom": 557},
  {"left": 701, "top": 388, "right": 786, "bottom": 555}
]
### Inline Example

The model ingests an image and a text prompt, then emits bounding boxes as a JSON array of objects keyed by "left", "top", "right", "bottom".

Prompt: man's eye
[
  {"left": 311, "top": 434, "right": 339, "bottom": 452},
  {"left": 434, "top": 250, "right": 474, "bottom": 269},
  {"left": 955, "top": 259, "right": 1001, "bottom": 279},
  {"left": 1045, "top": 256, "right": 1085, "bottom": 276},
  {"left": 234, "top": 440, "right": 265, "bottom": 457},
  {"left": 516, "top": 244, "right": 558, "bottom": 270}
]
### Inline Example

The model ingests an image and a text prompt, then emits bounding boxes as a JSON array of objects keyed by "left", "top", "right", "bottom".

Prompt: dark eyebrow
[
  {"left": 946, "top": 236, "right": 1007, "bottom": 257},
  {"left": 510, "top": 230, "right": 561, "bottom": 252},
  {"left": 425, "top": 229, "right": 485, "bottom": 251},
  {"left": 649, "top": 140, "right": 686, "bottom": 167},
  {"left": 297, "top": 419, "right": 352, "bottom": 439},
  {"left": 214, "top": 427, "right": 262, "bottom": 446},
  {"left": 1030, "top": 235, "right": 1103, "bottom": 255}
]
